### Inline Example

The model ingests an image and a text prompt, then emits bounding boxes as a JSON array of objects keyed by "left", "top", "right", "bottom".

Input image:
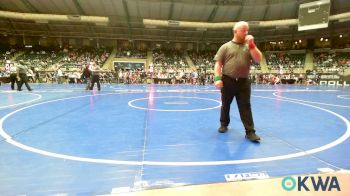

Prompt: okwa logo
[{"left": 282, "top": 176, "right": 341, "bottom": 191}]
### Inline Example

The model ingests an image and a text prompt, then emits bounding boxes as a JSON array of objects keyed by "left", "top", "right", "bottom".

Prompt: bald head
[
  {"left": 233, "top": 21, "right": 249, "bottom": 31},
  {"left": 232, "top": 21, "right": 249, "bottom": 43}
]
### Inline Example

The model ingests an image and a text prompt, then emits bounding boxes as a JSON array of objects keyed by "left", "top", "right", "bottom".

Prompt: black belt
[{"left": 223, "top": 74, "right": 248, "bottom": 81}]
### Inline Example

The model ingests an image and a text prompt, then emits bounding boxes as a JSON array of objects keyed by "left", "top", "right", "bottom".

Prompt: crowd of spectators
[
  {"left": 188, "top": 50, "right": 215, "bottom": 71},
  {"left": 15, "top": 47, "right": 110, "bottom": 70},
  {"left": 1, "top": 46, "right": 17, "bottom": 62},
  {"left": 115, "top": 47, "right": 147, "bottom": 58},
  {"left": 152, "top": 48, "right": 188, "bottom": 69},
  {"left": 265, "top": 52, "right": 305, "bottom": 70},
  {"left": 313, "top": 52, "right": 350, "bottom": 69},
  {"left": 1, "top": 44, "right": 350, "bottom": 86}
]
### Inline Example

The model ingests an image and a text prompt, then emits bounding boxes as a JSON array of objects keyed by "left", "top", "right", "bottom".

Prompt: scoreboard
[{"left": 298, "top": 0, "right": 331, "bottom": 31}]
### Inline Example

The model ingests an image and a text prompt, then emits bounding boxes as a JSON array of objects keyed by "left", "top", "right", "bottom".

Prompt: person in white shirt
[
  {"left": 56, "top": 67, "right": 64, "bottom": 84},
  {"left": 9, "top": 63, "right": 18, "bottom": 90},
  {"left": 89, "top": 63, "right": 102, "bottom": 91},
  {"left": 27, "top": 68, "right": 34, "bottom": 83}
]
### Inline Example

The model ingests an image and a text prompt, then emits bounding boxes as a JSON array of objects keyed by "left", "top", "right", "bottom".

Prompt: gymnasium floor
[{"left": 0, "top": 83, "right": 349, "bottom": 195}]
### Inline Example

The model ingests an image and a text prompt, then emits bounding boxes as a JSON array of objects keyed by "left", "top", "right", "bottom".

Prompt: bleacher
[
  {"left": 313, "top": 51, "right": 350, "bottom": 69},
  {"left": 188, "top": 50, "right": 215, "bottom": 72},
  {"left": 265, "top": 51, "right": 306, "bottom": 71}
]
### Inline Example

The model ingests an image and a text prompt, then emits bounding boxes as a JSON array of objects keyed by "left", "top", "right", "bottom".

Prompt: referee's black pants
[
  {"left": 90, "top": 75, "right": 100, "bottom": 90},
  {"left": 220, "top": 75, "right": 255, "bottom": 133},
  {"left": 18, "top": 73, "right": 32, "bottom": 91},
  {"left": 10, "top": 73, "right": 18, "bottom": 90}
]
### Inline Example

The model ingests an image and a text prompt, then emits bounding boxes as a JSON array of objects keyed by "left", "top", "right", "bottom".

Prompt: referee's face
[{"left": 234, "top": 25, "right": 249, "bottom": 43}]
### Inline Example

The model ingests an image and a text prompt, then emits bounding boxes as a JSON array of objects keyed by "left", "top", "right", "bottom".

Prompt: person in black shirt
[{"left": 81, "top": 64, "right": 92, "bottom": 90}]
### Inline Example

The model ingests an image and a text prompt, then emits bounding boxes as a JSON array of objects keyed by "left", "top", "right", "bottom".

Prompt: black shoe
[
  {"left": 245, "top": 132, "right": 261, "bottom": 142},
  {"left": 218, "top": 126, "right": 228, "bottom": 133}
]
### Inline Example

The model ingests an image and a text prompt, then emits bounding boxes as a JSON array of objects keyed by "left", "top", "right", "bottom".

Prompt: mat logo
[{"left": 281, "top": 176, "right": 341, "bottom": 191}]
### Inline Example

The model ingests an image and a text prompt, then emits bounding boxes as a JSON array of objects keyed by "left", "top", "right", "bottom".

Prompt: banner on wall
[
  {"left": 113, "top": 62, "right": 145, "bottom": 70},
  {"left": 316, "top": 73, "right": 350, "bottom": 86}
]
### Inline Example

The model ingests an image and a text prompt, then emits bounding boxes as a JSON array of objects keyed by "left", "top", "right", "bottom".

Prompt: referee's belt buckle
[{"left": 233, "top": 77, "right": 247, "bottom": 82}]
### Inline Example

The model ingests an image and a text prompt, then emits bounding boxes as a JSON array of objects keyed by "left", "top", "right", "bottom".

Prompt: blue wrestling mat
[{"left": 0, "top": 83, "right": 349, "bottom": 195}]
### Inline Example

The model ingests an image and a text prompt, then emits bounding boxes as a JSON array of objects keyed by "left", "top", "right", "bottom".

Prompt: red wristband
[{"left": 248, "top": 41, "right": 256, "bottom": 50}]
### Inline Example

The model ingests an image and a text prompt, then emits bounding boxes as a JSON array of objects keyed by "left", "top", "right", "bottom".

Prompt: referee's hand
[{"left": 214, "top": 80, "right": 223, "bottom": 89}]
